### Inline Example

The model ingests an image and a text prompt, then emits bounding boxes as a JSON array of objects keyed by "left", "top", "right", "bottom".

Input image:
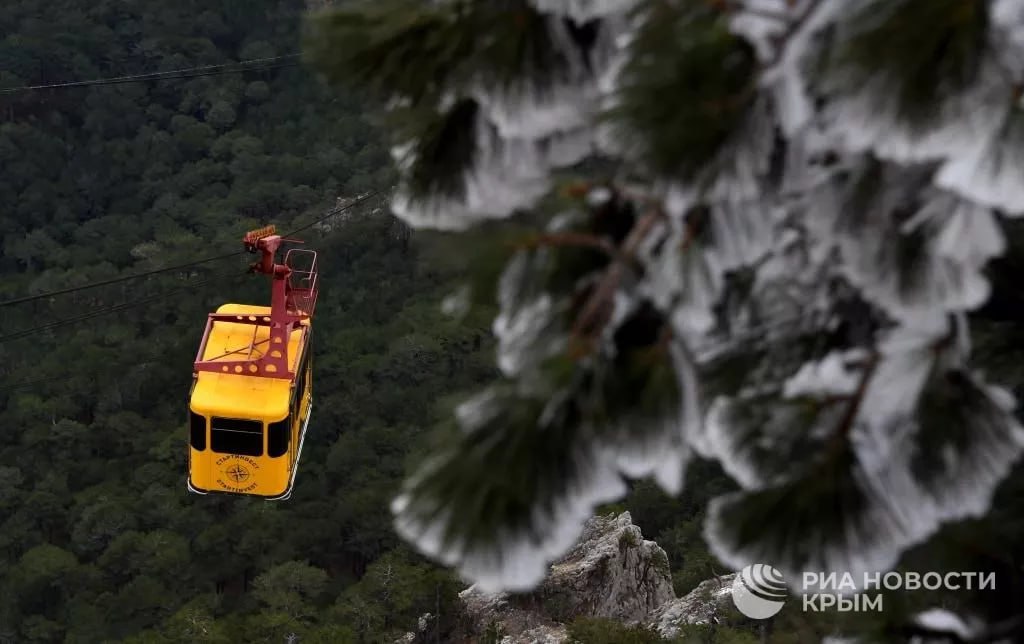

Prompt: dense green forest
[
  {"left": 0, "top": 2, "right": 733, "bottom": 642},
  {"left": 0, "top": 1, "right": 472, "bottom": 641}
]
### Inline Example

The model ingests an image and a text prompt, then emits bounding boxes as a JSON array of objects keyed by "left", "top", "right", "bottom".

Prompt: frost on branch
[
  {"left": 635, "top": 214, "right": 721, "bottom": 340},
  {"left": 393, "top": 180, "right": 695, "bottom": 592},
  {"left": 528, "top": 0, "right": 640, "bottom": 24},
  {"left": 706, "top": 322, "right": 1024, "bottom": 592},
  {"left": 312, "top": 0, "right": 1024, "bottom": 621},
  {"left": 704, "top": 442, "right": 922, "bottom": 593},
  {"left": 469, "top": 11, "right": 627, "bottom": 143},
  {"left": 390, "top": 100, "right": 588, "bottom": 230},
  {"left": 392, "top": 331, "right": 694, "bottom": 593},
  {"left": 701, "top": 389, "right": 844, "bottom": 491},
  {"left": 911, "top": 609, "right": 983, "bottom": 642},
  {"left": 783, "top": 352, "right": 862, "bottom": 400},
  {"left": 728, "top": 0, "right": 845, "bottom": 137},
  {"left": 595, "top": 302, "right": 698, "bottom": 495},
  {"left": 493, "top": 248, "right": 571, "bottom": 378},
  {"left": 689, "top": 283, "right": 856, "bottom": 470},
  {"left": 820, "top": 0, "right": 1005, "bottom": 163},
  {"left": 636, "top": 181, "right": 779, "bottom": 347},
  {"left": 935, "top": 102, "right": 1024, "bottom": 216},
  {"left": 806, "top": 160, "right": 1004, "bottom": 329},
  {"left": 391, "top": 385, "right": 628, "bottom": 593},
  {"left": 859, "top": 365, "right": 1024, "bottom": 528}
]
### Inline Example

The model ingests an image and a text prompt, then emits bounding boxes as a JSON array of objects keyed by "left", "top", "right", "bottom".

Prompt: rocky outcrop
[
  {"left": 397, "top": 512, "right": 735, "bottom": 644},
  {"left": 456, "top": 588, "right": 568, "bottom": 644},
  {"left": 649, "top": 574, "right": 736, "bottom": 639}
]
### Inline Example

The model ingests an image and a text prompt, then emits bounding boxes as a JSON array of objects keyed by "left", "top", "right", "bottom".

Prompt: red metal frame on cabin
[{"left": 192, "top": 226, "right": 318, "bottom": 381}]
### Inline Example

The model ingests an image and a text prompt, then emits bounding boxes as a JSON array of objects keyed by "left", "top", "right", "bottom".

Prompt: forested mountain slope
[{"left": 0, "top": 2, "right": 496, "bottom": 642}]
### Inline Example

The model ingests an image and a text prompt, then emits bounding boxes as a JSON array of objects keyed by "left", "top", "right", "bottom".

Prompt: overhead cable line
[
  {"left": 0, "top": 189, "right": 386, "bottom": 309},
  {"left": 0, "top": 374, "right": 90, "bottom": 394},
  {"left": 284, "top": 189, "right": 389, "bottom": 237},
  {"left": 0, "top": 360, "right": 170, "bottom": 394},
  {"left": 0, "top": 272, "right": 248, "bottom": 344},
  {"left": 0, "top": 54, "right": 302, "bottom": 95},
  {"left": 0, "top": 250, "right": 245, "bottom": 309}
]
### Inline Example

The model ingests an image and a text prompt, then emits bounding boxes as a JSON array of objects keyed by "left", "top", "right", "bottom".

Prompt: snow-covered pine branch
[{"left": 307, "top": 0, "right": 1024, "bottom": 629}]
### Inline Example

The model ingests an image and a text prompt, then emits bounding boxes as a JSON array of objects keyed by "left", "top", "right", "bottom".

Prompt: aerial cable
[
  {"left": 282, "top": 188, "right": 387, "bottom": 237},
  {"left": 0, "top": 190, "right": 386, "bottom": 309},
  {"left": 0, "top": 275, "right": 249, "bottom": 390},
  {"left": 0, "top": 251, "right": 245, "bottom": 309},
  {"left": 0, "top": 373, "right": 97, "bottom": 394},
  {"left": 0, "top": 54, "right": 302, "bottom": 95},
  {"left": 0, "top": 59, "right": 300, "bottom": 94},
  {"left": 0, "top": 363, "right": 161, "bottom": 394},
  {"left": 0, "top": 272, "right": 248, "bottom": 344}
]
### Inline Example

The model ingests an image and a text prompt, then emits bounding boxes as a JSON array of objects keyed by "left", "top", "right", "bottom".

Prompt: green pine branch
[
  {"left": 607, "top": 1, "right": 758, "bottom": 179},
  {"left": 828, "top": 0, "right": 990, "bottom": 129}
]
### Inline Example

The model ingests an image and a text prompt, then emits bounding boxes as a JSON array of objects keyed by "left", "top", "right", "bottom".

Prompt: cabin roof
[{"left": 189, "top": 303, "right": 306, "bottom": 421}]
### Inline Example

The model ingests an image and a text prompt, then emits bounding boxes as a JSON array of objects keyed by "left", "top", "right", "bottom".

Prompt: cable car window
[
  {"left": 293, "top": 352, "right": 308, "bottom": 405},
  {"left": 190, "top": 412, "right": 206, "bottom": 451},
  {"left": 268, "top": 418, "right": 290, "bottom": 457},
  {"left": 210, "top": 417, "right": 263, "bottom": 457},
  {"left": 296, "top": 351, "right": 307, "bottom": 394}
]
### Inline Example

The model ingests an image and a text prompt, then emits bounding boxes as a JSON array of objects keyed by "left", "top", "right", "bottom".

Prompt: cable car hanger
[{"left": 193, "top": 225, "right": 318, "bottom": 380}]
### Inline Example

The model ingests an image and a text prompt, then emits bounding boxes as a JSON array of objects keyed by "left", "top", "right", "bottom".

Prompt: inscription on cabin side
[{"left": 215, "top": 455, "right": 260, "bottom": 492}]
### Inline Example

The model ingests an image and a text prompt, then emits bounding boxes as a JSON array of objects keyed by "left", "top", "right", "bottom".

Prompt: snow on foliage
[
  {"left": 391, "top": 385, "right": 632, "bottom": 592},
  {"left": 912, "top": 608, "right": 983, "bottom": 642},
  {"left": 328, "top": 0, "right": 1024, "bottom": 606},
  {"left": 389, "top": 117, "right": 589, "bottom": 230},
  {"left": 528, "top": 0, "right": 641, "bottom": 23}
]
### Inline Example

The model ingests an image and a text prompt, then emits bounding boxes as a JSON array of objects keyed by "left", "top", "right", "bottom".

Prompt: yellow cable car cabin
[{"left": 187, "top": 226, "right": 318, "bottom": 501}]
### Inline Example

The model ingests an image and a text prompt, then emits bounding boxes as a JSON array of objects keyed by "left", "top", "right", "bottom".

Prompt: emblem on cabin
[{"left": 225, "top": 464, "right": 250, "bottom": 483}]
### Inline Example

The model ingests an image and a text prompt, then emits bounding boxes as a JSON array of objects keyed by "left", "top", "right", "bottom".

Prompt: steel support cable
[
  {"left": 0, "top": 190, "right": 386, "bottom": 309},
  {"left": 0, "top": 275, "right": 250, "bottom": 391},
  {"left": 0, "top": 55, "right": 302, "bottom": 94},
  {"left": 0, "top": 363, "right": 159, "bottom": 394},
  {"left": 281, "top": 188, "right": 386, "bottom": 237},
  {"left": 0, "top": 251, "right": 246, "bottom": 309},
  {"left": 0, "top": 271, "right": 250, "bottom": 344}
]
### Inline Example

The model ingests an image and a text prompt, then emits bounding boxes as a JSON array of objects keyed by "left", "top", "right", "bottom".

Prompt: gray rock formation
[
  {"left": 649, "top": 573, "right": 737, "bottom": 639},
  {"left": 397, "top": 512, "right": 735, "bottom": 644}
]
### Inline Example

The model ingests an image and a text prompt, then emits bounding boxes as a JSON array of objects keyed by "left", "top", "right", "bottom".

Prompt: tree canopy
[{"left": 0, "top": 1, "right": 494, "bottom": 642}]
